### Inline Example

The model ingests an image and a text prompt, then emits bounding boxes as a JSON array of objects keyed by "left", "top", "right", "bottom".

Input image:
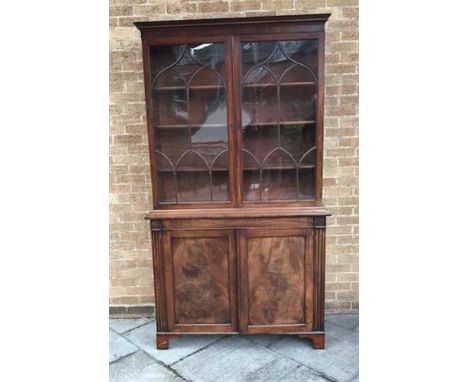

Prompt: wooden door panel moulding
[
  {"left": 305, "top": 229, "right": 314, "bottom": 331},
  {"left": 237, "top": 229, "right": 249, "bottom": 334},
  {"left": 173, "top": 324, "right": 233, "bottom": 333},
  {"left": 247, "top": 325, "right": 307, "bottom": 334}
]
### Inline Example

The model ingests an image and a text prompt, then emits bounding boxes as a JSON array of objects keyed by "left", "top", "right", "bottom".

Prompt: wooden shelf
[
  {"left": 158, "top": 167, "right": 228, "bottom": 173},
  {"left": 243, "top": 120, "right": 315, "bottom": 127},
  {"left": 155, "top": 85, "right": 224, "bottom": 91},
  {"left": 156, "top": 121, "right": 315, "bottom": 129},
  {"left": 156, "top": 123, "right": 226, "bottom": 129},
  {"left": 154, "top": 82, "right": 314, "bottom": 91},
  {"left": 244, "top": 165, "right": 315, "bottom": 171},
  {"left": 158, "top": 165, "right": 315, "bottom": 173},
  {"left": 155, "top": 120, "right": 315, "bottom": 129},
  {"left": 243, "top": 81, "right": 315, "bottom": 88}
]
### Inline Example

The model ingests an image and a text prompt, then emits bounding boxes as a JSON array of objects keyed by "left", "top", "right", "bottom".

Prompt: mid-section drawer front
[{"left": 163, "top": 217, "right": 313, "bottom": 230}]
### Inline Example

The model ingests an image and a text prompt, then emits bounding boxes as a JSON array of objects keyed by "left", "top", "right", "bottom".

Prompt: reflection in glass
[
  {"left": 150, "top": 43, "right": 229, "bottom": 203},
  {"left": 241, "top": 39, "right": 318, "bottom": 201}
]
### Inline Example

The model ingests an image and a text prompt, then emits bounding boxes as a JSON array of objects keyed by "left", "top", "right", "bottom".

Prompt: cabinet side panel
[
  {"left": 172, "top": 236, "right": 231, "bottom": 324},
  {"left": 247, "top": 236, "right": 305, "bottom": 325}
]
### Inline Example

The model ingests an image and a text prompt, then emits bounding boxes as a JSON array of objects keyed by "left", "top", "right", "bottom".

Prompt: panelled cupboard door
[
  {"left": 238, "top": 228, "right": 313, "bottom": 333},
  {"left": 162, "top": 230, "right": 238, "bottom": 332}
]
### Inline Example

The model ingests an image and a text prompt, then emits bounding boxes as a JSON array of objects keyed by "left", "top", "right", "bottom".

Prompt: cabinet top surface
[
  {"left": 134, "top": 14, "right": 331, "bottom": 31},
  {"left": 145, "top": 206, "right": 331, "bottom": 220}
]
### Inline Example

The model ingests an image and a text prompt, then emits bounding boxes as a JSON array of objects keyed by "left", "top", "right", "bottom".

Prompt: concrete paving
[{"left": 109, "top": 314, "right": 359, "bottom": 382}]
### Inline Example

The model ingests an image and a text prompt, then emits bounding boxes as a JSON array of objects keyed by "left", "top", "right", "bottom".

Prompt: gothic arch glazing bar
[{"left": 240, "top": 38, "right": 319, "bottom": 202}]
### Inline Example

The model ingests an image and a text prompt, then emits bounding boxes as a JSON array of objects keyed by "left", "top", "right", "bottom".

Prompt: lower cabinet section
[{"left": 152, "top": 217, "right": 326, "bottom": 349}]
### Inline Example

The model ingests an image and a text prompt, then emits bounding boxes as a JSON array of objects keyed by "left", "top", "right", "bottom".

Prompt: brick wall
[{"left": 110, "top": 0, "right": 359, "bottom": 313}]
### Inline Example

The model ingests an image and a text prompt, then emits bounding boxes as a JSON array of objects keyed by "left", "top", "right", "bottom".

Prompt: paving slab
[
  {"left": 109, "top": 314, "right": 359, "bottom": 381},
  {"left": 172, "top": 336, "right": 300, "bottom": 382},
  {"left": 323, "top": 321, "right": 359, "bottom": 348},
  {"left": 243, "top": 334, "right": 285, "bottom": 347},
  {"left": 126, "top": 362, "right": 184, "bottom": 382},
  {"left": 110, "top": 351, "right": 154, "bottom": 381},
  {"left": 110, "top": 318, "right": 154, "bottom": 334},
  {"left": 270, "top": 329, "right": 358, "bottom": 382},
  {"left": 326, "top": 314, "right": 359, "bottom": 330},
  {"left": 109, "top": 329, "right": 138, "bottom": 363},
  {"left": 281, "top": 366, "right": 331, "bottom": 382},
  {"left": 122, "top": 321, "right": 223, "bottom": 365}
]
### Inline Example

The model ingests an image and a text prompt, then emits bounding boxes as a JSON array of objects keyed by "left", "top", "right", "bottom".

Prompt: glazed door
[
  {"left": 163, "top": 230, "right": 238, "bottom": 332},
  {"left": 234, "top": 34, "right": 323, "bottom": 205},
  {"left": 147, "top": 37, "right": 236, "bottom": 207},
  {"left": 146, "top": 33, "right": 323, "bottom": 207},
  {"left": 238, "top": 228, "right": 313, "bottom": 333}
]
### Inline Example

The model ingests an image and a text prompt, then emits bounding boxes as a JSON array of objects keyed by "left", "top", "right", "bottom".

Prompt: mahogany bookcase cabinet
[{"left": 135, "top": 14, "right": 331, "bottom": 349}]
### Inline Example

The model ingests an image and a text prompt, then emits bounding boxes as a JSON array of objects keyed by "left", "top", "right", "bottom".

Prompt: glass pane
[
  {"left": 150, "top": 43, "right": 229, "bottom": 203},
  {"left": 242, "top": 72, "right": 277, "bottom": 125},
  {"left": 263, "top": 169, "right": 298, "bottom": 201},
  {"left": 243, "top": 168, "right": 261, "bottom": 201},
  {"left": 177, "top": 172, "right": 211, "bottom": 202},
  {"left": 240, "top": 39, "right": 318, "bottom": 201}
]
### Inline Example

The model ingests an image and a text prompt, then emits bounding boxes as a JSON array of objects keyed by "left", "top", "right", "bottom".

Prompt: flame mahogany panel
[
  {"left": 238, "top": 228, "right": 313, "bottom": 333},
  {"left": 173, "top": 236, "right": 230, "bottom": 324},
  {"left": 247, "top": 236, "right": 305, "bottom": 324},
  {"left": 163, "top": 230, "right": 238, "bottom": 332}
]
